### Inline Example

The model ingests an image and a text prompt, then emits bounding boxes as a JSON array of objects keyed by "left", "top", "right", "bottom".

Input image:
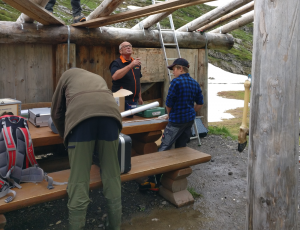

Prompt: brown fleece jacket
[{"left": 51, "top": 68, "right": 122, "bottom": 145}]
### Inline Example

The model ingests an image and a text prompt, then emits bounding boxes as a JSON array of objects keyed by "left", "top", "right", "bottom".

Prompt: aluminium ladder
[{"left": 152, "top": 0, "right": 201, "bottom": 146}]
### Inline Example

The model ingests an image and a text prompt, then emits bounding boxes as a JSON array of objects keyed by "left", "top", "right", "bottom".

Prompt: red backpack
[{"left": 0, "top": 115, "right": 66, "bottom": 203}]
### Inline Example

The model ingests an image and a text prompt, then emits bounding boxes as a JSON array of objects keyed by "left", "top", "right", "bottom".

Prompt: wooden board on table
[{"left": 0, "top": 147, "right": 210, "bottom": 213}]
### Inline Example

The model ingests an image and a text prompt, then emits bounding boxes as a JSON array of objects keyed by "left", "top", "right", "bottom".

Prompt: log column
[
  {"left": 246, "top": 0, "right": 300, "bottom": 229},
  {"left": 159, "top": 167, "right": 194, "bottom": 207},
  {"left": 196, "top": 49, "right": 208, "bottom": 127}
]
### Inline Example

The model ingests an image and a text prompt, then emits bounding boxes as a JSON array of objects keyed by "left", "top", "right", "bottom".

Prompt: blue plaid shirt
[{"left": 166, "top": 73, "right": 204, "bottom": 124}]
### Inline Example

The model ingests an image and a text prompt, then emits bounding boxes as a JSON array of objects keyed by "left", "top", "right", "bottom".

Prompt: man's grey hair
[{"left": 119, "top": 41, "right": 128, "bottom": 50}]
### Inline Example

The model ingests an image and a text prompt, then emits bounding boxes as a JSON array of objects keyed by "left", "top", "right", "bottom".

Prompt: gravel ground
[{"left": 4, "top": 135, "right": 300, "bottom": 230}]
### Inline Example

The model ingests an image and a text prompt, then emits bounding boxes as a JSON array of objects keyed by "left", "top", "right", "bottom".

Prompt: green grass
[
  {"left": 217, "top": 90, "right": 251, "bottom": 101},
  {"left": 208, "top": 126, "right": 236, "bottom": 140},
  {"left": 187, "top": 187, "right": 202, "bottom": 199}
]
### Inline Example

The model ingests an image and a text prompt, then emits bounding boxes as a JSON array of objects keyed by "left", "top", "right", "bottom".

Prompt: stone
[
  {"left": 164, "top": 167, "right": 192, "bottom": 181},
  {"left": 161, "top": 177, "right": 188, "bottom": 193},
  {"left": 159, "top": 187, "right": 194, "bottom": 208}
]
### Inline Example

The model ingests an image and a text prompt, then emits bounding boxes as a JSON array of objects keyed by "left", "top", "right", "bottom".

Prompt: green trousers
[{"left": 66, "top": 117, "right": 122, "bottom": 230}]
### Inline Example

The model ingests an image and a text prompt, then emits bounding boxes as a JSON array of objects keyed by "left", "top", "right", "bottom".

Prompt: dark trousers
[
  {"left": 67, "top": 117, "right": 121, "bottom": 230},
  {"left": 45, "top": 0, "right": 82, "bottom": 17},
  {"left": 159, "top": 120, "right": 194, "bottom": 151},
  {"left": 149, "top": 120, "right": 194, "bottom": 184}
]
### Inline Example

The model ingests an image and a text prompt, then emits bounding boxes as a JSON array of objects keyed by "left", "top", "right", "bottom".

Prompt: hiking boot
[
  {"left": 73, "top": 15, "right": 86, "bottom": 23},
  {"left": 139, "top": 181, "right": 159, "bottom": 192}
]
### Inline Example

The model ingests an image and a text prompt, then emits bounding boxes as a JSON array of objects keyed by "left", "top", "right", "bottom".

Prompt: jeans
[{"left": 45, "top": 0, "right": 82, "bottom": 17}]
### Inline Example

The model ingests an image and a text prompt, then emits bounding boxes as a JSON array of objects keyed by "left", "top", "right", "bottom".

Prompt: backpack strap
[
  {"left": 18, "top": 125, "right": 37, "bottom": 166},
  {"left": 1, "top": 118, "right": 16, "bottom": 175},
  {"left": 0, "top": 179, "right": 16, "bottom": 203}
]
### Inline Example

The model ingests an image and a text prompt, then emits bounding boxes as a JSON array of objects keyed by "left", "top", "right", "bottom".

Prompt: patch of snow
[
  {"left": 207, "top": 64, "right": 249, "bottom": 122},
  {"left": 127, "top": 5, "right": 142, "bottom": 10}
]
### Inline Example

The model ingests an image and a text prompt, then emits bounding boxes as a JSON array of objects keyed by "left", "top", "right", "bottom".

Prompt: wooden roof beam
[
  {"left": 210, "top": 11, "right": 254, "bottom": 34},
  {"left": 72, "top": 0, "right": 213, "bottom": 28},
  {"left": 131, "top": 10, "right": 176, "bottom": 30},
  {"left": 3, "top": 0, "right": 65, "bottom": 25},
  {"left": 198, "top": 1, "right": 254, "bottom": 32},
  {"left": 16, "top": 0, "right": 48, "bottom": 23},
  {"left": 0, "top": 22, "right": 234, "bottom": 50},
  {"left": 177, "top": 0, "right": 253, "bottom": 32},
  {"left": 87, "top": 0, "right": 124, "bottom": 20}
]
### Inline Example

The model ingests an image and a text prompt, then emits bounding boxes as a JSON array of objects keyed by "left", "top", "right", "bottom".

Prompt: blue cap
[{"left": 167, "top": 58, "right": 190, "bottom": 70}]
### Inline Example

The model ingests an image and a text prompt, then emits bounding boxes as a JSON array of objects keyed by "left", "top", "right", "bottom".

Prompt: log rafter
[
  {"left": 198, "top": 1, "right": 254, "bottom": 32},
  {"left": 131, "top": 10, "right": 176, "bottom": 30},
  {"left": 210, "top": 12, "right": 254, "bottom": 34},
  {"left": 87, "top": 0, "right": 124, "bottom": 20},
  {"left": 72, "top": 0, "right": 213, "bottom": 28},
  {"left": 177, "top": 0, "right": 252, "bottom": 32}
]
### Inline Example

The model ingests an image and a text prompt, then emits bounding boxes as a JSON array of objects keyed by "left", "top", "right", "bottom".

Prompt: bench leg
[
  {"left": 159, "top": 167, "right": 194, "bottom": 208},
  {"left": 0, "top": 214, "right": 6, "bottom": 230}
]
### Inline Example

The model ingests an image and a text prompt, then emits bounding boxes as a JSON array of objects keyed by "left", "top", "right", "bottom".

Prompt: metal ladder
[{"left": 152, "top": 0, "right": 201, "bottom": 146}]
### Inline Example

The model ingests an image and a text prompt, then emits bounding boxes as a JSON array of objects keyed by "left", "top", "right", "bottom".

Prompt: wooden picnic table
[{"left": 30, "top": 116, "right": 168, "bottom": 147}]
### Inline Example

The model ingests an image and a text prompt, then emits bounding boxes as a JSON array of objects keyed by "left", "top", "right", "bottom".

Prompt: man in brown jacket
[{"left": 51, "top": 68, "right": 122, "bottom": 230}]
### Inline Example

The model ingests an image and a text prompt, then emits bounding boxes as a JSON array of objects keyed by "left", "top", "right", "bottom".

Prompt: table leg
[{"left": 130, "top": 130, "right": 162, "bottom": 155}]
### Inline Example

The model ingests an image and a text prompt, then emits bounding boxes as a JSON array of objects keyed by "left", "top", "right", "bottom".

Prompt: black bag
[
  {"left": 191, "top": 117, "right": 208, "bottom": 138},
  {"left": 93, "top": 133, "right": 132, "bottom": 174}
]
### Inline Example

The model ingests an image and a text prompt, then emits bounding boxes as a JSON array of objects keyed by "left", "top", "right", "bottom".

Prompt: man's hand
[
  {"left": 130, "top": 58, "right": 141, "bottom": 68},
  {"left": 138, "top": 97, "right": 143, "bottom": 105}
]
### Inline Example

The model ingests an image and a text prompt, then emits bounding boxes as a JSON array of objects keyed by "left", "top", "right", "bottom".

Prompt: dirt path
[{"left": 4, "top": 135, "right": 300, "bottom": 230}]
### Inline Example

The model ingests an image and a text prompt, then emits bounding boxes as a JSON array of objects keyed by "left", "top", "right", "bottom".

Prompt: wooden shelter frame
[{"left": 1, "top": 0, "right": 299, "bottom": 229}]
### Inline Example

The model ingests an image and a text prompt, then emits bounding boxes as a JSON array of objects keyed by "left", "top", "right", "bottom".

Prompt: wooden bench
[{"left": 0, "top": 147, "right": 210, "bottom": 229}]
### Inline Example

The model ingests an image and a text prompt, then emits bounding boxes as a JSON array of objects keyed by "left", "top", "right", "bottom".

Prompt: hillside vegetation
[{"left": 0, "top": 0, "right": 253, "bottom": 75}]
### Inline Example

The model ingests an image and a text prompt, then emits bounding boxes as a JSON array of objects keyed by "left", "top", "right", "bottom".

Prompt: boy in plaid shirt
[
  {"left": 139, "top": 58, "right": 203, "bottom": 191},
  {"left": 160, "top": 58, "right": 204, "bottom": 151}
]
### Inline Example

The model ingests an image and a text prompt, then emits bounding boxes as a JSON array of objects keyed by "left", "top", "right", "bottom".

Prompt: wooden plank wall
[
  {"left": 0, "top": 44, "right": 207, "bottom": 127},
  {"left": 0, "top": 44, "right": 53, "bottom": 103},
  {"left": 76, "top": 45, "right": 118, "bottom": 90}
]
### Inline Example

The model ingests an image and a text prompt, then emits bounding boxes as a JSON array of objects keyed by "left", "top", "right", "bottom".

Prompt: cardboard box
[
  {"left": 0, "top": 98, "right": 22, "bottom": 116},
  {"left": 113, "top": 89, "right": 133, "bottom": 113}
]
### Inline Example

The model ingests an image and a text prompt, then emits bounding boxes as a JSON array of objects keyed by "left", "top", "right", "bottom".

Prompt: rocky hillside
[{"left": 0, "top": 0, "right": 253, "bottom": 75}]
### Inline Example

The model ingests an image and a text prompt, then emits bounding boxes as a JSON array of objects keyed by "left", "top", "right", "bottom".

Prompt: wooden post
[
  {"left": 177, "top": 0, "right": 252, "bottom": 32},
  {"left": 210, "top": 12, "right": 254, "bottom": 34},
  {"left": 197, "top": 49, "right": 208, "bottom": 127},
  {"left": 246, "top": 0, "right": 300, "bottom": 229},
  {"left": 55, "top": 44, "right": 76, "bottom": 87}
]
